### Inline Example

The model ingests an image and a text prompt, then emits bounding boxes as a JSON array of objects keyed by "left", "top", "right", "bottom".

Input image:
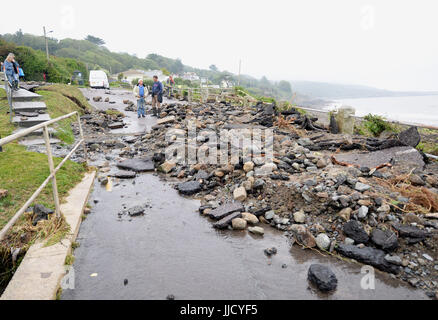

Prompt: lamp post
[{"left": 43, "top": 26, "right": 54, "bottom": 62}]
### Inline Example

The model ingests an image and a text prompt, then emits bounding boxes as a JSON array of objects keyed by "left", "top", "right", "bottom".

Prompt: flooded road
[
  {"left": 62, "top": 173, "right": 426, "bottom": 300},
  {"left": 62, "top": 88, "right": 427, "bottom": 300}
]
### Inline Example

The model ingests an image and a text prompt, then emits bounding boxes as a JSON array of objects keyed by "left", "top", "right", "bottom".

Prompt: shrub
[{"left": 362, "top": 114, "right": 395, "bottom": 137}]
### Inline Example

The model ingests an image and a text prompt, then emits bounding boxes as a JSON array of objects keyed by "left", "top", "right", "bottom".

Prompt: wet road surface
[{"left": 61, "top": 88, "right": 427, "bottom": 300}]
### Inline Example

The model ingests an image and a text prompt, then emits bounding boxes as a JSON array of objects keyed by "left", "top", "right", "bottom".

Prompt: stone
[
  {"left": 316, "top": 234, "right": 331, "bottom": 251},
  {"left": 117, "top": 158, "right": 155, "bottom": 172},
  {"left": 177, "top": 181, "right": 202, "bottom": 196},
  {"left": 293, "top": 210, "right": 306, "bottom": 224},
  {"left": 264, "top": 247, "right": 277, "bottom": 256},
  {"left": 384, "top": 254, "right": 403, "bottom": 266},
  {"left": 242, "top": 212, "right": 259, "bottom": 224},
  {"left": 159, "top": 161, "right": 176, "bottom": 174},
  {"left": 32, "top": 204, "right": 54, "bottom": 226},
  {"left": 0, "top": 189, "right": 8, "bottom": 199},
  {"left": 253, "top": 179, "right": 265, "bottom": 190},
  {"left": 338, "top": 208, "right": 352, "bottom": 222},
  {"left": 422, "top": 254, "right": 433, "bottom": 262},
  {"left": 255, "top": 163, "right": 277, "bottom": 176},
  {"left": 336, "top": 244, "right": 400, "bottom": 274},
  {"left": 308, "top": 264, "right": 338, "bottom": 292},
  {"left": 409, "top": 174, "right": 426, "bottom": 186},
  {"left": 93, "top": 96, "right": 102, "bottom": 102},
  {"left": 398, "top": 126, "right": 421, "bottom": 148},
  {"left": 343, "top": 220, "right": 369, "bottom": 244},
  {"left": 208, "top": 202, "right": 245, "bottom": 220},
  {"left": 248, "top": 226, "right": 265, "bottom": 236},
  {"left": 233, "top": 187, "right": 247, "bottom": 202},
  {"left": 290, "top": 225, "right": 316, "bottom": 248},
  {"left": 392, "top": 223, "right": 430, "bottom": 243},
  {"left": 127, "top": 206, "right": 145, "bottom": 217},
  {"left": 344, "top": 238, "right": 355, "bottom": 245},
  {"left": 110, "top": 170, "right": 136, "bottom": 179},
  {"left": 371, "top": 229, "right": 399, "bottom": 252},
  {"left": 316, "top": 159, "right": 327, "bottom": 169},
  {"left": 213, "top": 212, "right": 243, "bottom": 229},
  {"left": 232, "top": 218, "right": 247, "bottom": 230},
  {"left": 358, "top": 206, "right": 369, "bottom": 219},
  {"left": 355, "top": 182, "right": 371, "bottom": 192},
  {"left": 264, "top": 210, "right": 276, "bottom": 220},
  {"left": 157, "top": 116, "right": 176, "bottom": 125},
  {"left": 108, "top": 122, "right": 124, "bottom": 129},
  {"left": 243, "top": 161, "right": 255, "bottom": 173}
]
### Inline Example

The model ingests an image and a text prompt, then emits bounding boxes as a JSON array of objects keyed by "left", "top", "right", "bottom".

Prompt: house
[{"left": 116, "top": 69, "right": 167, "bottom": 84}]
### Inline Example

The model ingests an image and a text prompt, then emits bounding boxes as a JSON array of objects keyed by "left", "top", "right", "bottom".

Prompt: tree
[
  {"left": 161, "top": 68, "right": 170, "bottom": 76},
  {"left": 278, "top": 80, "right": 292, "bottom": 93},
  {"left": 170, "top": 59, "right": 184, "bottom": 74},
  {"left": 85, "top": 35, "right": 105, "bottom": 46},
  {"left": 209, "top": 64, "right": 218, "bottom": 72},
  {"left": 118, "top": 73, "right": 124, "bottom": 81}
]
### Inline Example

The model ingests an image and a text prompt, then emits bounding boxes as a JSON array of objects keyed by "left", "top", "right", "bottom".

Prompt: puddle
[{"left": 61, "top": 173, "right": 427, "bottom": 300}]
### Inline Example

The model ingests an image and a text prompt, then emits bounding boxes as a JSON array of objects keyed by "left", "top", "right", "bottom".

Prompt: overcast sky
[{"left": 1, "top": 0, "right": 437, "bottom": 91}]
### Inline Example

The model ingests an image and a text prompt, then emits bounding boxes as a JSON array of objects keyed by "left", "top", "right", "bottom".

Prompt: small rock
[
  {"left": 316, "top": 234, "right": 331, "bottom": 251},
  {"left": 243, "top": 161, "right": 255, "bottom": 173},
  {"left": 159, "top": 161, "right": 176, "bottom": 174},
  {"left": 355, "top": 182, "right": 371, "bottom": 192},
  {"left": 242, "top": 212, "right": 259, "bottom": 224},
  {"left": 384, "top": 254, "right": 403, "bottom": 266},
  {"left": 293, "top": 210, "right": 306, "bottom": 224},
  {"left": 233, "top": 187, "right": 247, "bottom": 202},
  {"left": 232, "top": 218, "right": 247, "bottom": 230},
  {"left": 308, "top": 264, "right": 338, "bottom": 292},
  {"left": 248, "top": 226, "right": 265, "bottom": 236},
  {"left": 358, "top": 206, "right": 369, "bottom": 219},
  {"left": 338, "top": 208, "right": 352, "bottom": 222},
  {"left": 0, "top": 189, "right": 8, "bottom": 199}
]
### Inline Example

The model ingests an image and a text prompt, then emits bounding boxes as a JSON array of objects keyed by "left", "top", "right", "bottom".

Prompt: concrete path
[{"left": 1, "top": 171, "right": 96, "bottom": 300}]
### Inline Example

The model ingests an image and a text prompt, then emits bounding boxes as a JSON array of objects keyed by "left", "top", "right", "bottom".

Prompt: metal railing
[
  {"left": 1, "top": 71, "right": 13, "bottom": 121},
  {"left": 0, "top": 111, "right": 87, "bottom": 241},
  {"left": 165, "top": 86, "right": 257, "bottom": 106}
]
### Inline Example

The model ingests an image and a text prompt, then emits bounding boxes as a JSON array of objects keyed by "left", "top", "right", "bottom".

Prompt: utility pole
[
  {"left": 43, "top": 26, "right": 53, "bottom": 62},
  {"left": 43, "top": 26, "right": 49, "bottom": 61},
  {"left": 238, "top": 60, "right": 242, "bottom": 86}
]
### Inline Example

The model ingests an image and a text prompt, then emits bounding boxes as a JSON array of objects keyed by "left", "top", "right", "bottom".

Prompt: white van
[{"left": 89, "top": 70, "right": 110, "bottom": 89}]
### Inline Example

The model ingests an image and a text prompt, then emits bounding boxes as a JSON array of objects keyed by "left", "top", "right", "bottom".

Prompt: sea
[{"left": 323, "top": 95, "right": 438, "bottom": 127}]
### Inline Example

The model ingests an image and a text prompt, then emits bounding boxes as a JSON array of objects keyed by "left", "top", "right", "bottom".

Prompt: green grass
[
  {"left": 0, "top": 84, "right": 88, "bottom": 240},
  {"left": 35, "top": 85, "right": 92, "bottom": 144},
  {"left": 0, "top": 143, "right": 86, "bottom": 230}
]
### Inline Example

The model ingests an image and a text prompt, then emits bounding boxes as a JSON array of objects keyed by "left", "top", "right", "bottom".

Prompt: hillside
[{"left": 1, "top": 31, "right": 294, "bottom": 101}]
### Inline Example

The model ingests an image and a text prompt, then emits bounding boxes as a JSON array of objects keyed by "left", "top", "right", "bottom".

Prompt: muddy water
[
  {"left": 62, "top": 173, "right": 426, "bottom": 300},
  {"left": 62, "top": 88, "right": 427, "bottom": 300}
]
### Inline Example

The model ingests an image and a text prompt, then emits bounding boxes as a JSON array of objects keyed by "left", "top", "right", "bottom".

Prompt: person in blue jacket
[
  {"left": 3, "top": 53, "right": 19, "bottom": 91},
  {"left": 151, "top": 75, "right": 163, "bottom": 117}
]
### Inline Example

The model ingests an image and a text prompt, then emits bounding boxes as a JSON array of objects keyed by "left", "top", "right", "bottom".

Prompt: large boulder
[
  {"left": 336, "top": 244, "right": 400, "bottom": 274},
  {"left": 398, "top": 126, "right": 421, "bottom": 148},
  {"left": 308, "top": 264, "right": 338, "bottom": 292}
]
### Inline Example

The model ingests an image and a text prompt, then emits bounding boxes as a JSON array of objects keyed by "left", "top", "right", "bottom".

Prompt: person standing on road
[
  {"left": 133, "top": 79, "right": 148, "bottom": 119},
  {"left": 3, "top": 53, "right": 19, "bottom": 91},
  {"left": 166, "top": 75, "right": 175, "bottom": 98},
  {"left": 151, "top": 75, "right": 163, "bottom": 117}
]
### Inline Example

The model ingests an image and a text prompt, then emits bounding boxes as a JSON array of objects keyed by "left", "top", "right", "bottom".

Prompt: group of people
[
  {"left": 133, "top": 75, "right": 164, "bottom": 119},
  {"left": 2, "top": 53, "right": 24, "bottom": 91}
]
